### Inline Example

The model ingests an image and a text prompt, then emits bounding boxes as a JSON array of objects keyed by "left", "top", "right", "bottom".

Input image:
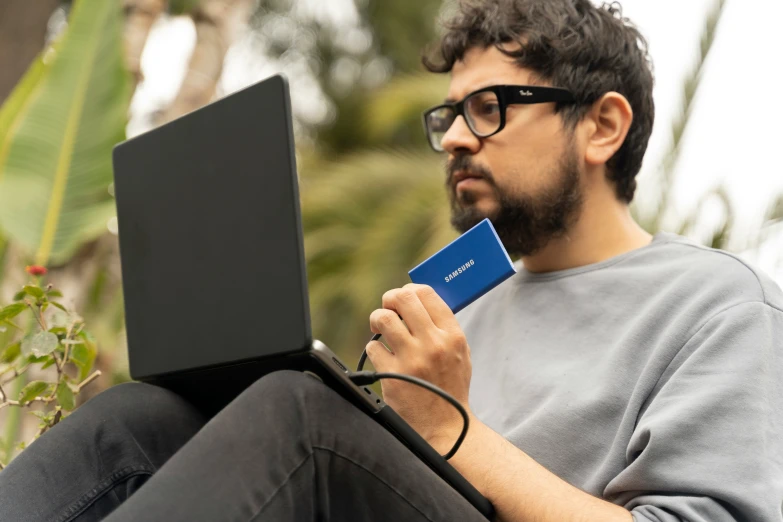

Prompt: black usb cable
[
  {"left": 355, "top": 332, "right": 381, "bottom": 371},
  {"left": 352, "top": 333, "right": 469, "bottom": 460}
]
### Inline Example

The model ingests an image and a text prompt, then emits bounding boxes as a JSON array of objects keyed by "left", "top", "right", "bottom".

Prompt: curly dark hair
[{"left": 423, "top": 0, "right": 655, "bottom": 203}]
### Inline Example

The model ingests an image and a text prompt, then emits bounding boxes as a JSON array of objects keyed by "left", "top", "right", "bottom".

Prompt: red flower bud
[{"left": 25, "top": 265, "right": 48, "bottom": 276}]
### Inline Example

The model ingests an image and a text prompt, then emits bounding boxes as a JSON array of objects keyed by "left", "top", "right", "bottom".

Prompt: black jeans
[{"left": 0, "top": 370, "right": 486, "bottom": 521}]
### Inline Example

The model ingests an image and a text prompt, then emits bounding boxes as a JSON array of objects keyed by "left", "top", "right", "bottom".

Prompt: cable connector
[
  {"left": 347, "top": 370, "right": 469, "bottom": 460},
  {"left": 349, "top": 371, "right": 378, "bottom": 386}
]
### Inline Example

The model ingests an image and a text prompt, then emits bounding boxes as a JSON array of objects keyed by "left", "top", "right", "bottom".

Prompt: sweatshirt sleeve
[{"left": 603, "top": 301, "right": 783, "bottom": 522}]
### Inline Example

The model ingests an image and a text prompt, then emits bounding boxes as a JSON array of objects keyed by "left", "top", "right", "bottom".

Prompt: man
[
  {"left": 1, "top": 1, "right": 781, "bottom": 521},
  {"left": 363, "top": 0, "right": 783, "bottom": 520},
  {"left": 367, "top": 0, "right": 783, "bottom": 520}
]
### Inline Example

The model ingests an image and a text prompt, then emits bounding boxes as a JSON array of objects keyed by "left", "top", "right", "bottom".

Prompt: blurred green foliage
[
  {"left": 302, "top": 149, "right": 454, "bottom": 353},
  {"left": 359, "top": 0, "right": 444, "bottom": 73},
  {"left": 249, "top": 0, "right": 445, "bottom": 155}
]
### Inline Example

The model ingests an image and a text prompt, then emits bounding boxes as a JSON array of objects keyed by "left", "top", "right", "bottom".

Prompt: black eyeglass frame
[{"left": 422, "top": 85, "right": 576, "bottom": 151}]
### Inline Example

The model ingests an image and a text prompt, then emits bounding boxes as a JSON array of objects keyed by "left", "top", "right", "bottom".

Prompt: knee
[
  {"left": 82, "top": 382, "right": 205, "bottom": 437},
  {"left": 242, "top": 370, "right": 329, "bottom": 407},
  {"left": 87, "top": 382, "right": 185, "bottom": 418},
  {"left": 232, "top": 370, "right": 338, "bottom": 427}
]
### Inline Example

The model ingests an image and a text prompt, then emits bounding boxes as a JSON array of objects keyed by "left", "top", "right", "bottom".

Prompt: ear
[{"left": 583, "top": 92, "right": 633, "bottom": 167}]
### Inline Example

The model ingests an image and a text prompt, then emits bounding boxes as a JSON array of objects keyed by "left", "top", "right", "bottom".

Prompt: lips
[{"left": 451, "top": 170, "right": 485, "bottom": 186}]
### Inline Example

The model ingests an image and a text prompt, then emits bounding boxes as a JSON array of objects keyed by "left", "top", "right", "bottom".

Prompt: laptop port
[{"left": 332, "top": 357, "right": 348, "bottom": 372}]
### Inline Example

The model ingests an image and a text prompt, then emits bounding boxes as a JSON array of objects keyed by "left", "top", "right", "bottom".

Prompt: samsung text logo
[{"left": 445, "top": 259, "right": 475, "bottom": 282}]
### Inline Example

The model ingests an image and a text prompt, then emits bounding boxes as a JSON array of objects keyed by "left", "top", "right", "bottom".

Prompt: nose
[{"left": 440, "top": 115, "right": 481, "bottom": 155}]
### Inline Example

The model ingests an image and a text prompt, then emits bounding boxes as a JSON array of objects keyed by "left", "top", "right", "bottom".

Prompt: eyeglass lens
[
  {"left": 465, "top": 91, "right": 501, "bottom": 136},
  {"left": 426, "top": 107, "right": 454, "bottom": 151},
  {"left": 426, "top": 90, "right": 502, "bottom": 151}
]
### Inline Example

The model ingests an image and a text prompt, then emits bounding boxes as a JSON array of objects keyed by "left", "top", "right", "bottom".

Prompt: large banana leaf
[{"left": 0, "top": 0, "right": 132, "bottom": 266}]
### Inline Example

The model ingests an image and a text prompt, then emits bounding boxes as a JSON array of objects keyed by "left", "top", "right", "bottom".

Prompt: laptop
[{"left": 112, "top": 74, "right": 494, "bottom": 520}]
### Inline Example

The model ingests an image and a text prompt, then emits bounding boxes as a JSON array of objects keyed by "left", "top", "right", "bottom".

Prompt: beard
[{"left": 447, "top": 145, "right": 583, "bottom": 258}]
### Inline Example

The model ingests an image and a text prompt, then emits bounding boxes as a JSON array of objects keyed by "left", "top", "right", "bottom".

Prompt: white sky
[
  {"left": 622, "top": 0, "right": 783, "bottom": 227},
  {"left": 616, "top": 0, "right": 783, "bottom": 280},
  {"left": 129, "top": 0, "right": 783, "bottom": 281}
]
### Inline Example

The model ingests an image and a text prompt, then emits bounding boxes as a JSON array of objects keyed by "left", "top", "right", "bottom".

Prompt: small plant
[{"left": 0, "top": 266, "right": 100, "bottom": 469}]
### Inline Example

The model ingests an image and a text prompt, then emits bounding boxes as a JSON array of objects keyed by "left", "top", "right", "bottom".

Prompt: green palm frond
[
  {"left": 638, "top": 0, "right": 727, "bottom": 235},
  {"left": 676, "top": 185, "right": 734, "bottom": 249}
]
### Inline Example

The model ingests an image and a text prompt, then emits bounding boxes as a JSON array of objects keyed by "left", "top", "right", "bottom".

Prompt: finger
[
  {"left": 381, "top": 287, "right": 432, "bottom": 336},
  {"left": 369, "top": 308, "right": 410, "bottom": 348},
  {"left": 365, "top": 340, "right": 394, "bottom": 372},
  {"left": 405, "top": 283, "right": 459, "bottom": 330}
]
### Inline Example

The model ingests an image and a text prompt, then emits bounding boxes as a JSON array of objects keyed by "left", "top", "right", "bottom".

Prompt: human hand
[{"left": 366, "top": 283, "right": 473, "bottom": 454}]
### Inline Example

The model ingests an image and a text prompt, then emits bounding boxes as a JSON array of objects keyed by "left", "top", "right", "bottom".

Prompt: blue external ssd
[{"left": 409, "top": 219, "right": 516, "bottom": 313}]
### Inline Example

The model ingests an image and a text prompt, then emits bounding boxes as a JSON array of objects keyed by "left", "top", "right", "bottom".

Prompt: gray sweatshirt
[{"left": 458, "top": 232, "right": 783, "bottom": 521}]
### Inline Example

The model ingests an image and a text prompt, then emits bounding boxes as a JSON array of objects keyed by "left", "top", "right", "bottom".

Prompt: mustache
[{"left": 446, "top": 155, "right": 495, "bottom": 186}]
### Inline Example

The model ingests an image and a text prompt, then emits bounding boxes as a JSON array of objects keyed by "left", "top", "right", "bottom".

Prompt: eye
[
  {"left": 466, "top": 92, "right": 500, "bottom": 119},
  {"left": 478, "top": 102, "right": 499, "bottom": 116}
]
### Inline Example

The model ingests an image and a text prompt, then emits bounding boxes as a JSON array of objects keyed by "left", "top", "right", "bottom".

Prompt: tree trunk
[
  {"left": 123, "top": 0, "right": 169, "bottom": 85},
  {"left": 0, "top": 0, "right": 61, "bottom": 104},
  {"left": 156, "top": 0, "right": 255, "bottom": 124}
]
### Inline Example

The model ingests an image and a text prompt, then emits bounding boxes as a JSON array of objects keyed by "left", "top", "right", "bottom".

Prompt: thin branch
[
  {"left": 1, "top": 319, "right": 22, "bottom": 331},
  {"left": 0, "top": 365, "right": 29, "bottom": 385},
  {"left": 76, "top": 371, "right": 101, "bottom": 392},
  {"left": 28, "top": 425, "right": 47, "bottom": 447},
  {"left": 27, "top": 409, "right": 62, "bottom": 447},
  {"left": 61, "top": 320, "right": 84, "bottom": 370},
  {"left": 37, "top": 303, "right": 48, "bottom": 332},
  {"left": 54, "top": 322, "right": 74, "bottom": 375},
  {"left": 0, "top": 394, "right": 57, "bottom": 410},
  {"left": 0, "top": 374, "right": 100, "bottom": 410},
  {"left": 25, "top": 302, "right": 46, "bottom": 332}
]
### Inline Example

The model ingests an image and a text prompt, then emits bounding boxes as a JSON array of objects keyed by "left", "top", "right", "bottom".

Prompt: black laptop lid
[{"left": 113, "top": 75, "right": 312, "bottom": 381}]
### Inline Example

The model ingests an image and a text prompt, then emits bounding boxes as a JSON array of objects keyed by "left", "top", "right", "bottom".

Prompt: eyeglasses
[{"left": 422, "top": 85, "right": 576, "bottom": 152}]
